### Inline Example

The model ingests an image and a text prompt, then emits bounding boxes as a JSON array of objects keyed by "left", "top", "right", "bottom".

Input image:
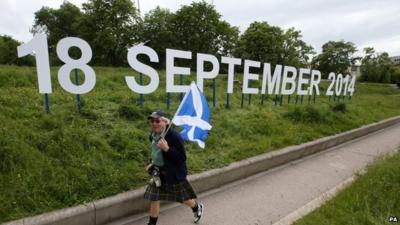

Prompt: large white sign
[{"left": 18, "top": 34, "right": 356, "bottom": 97}]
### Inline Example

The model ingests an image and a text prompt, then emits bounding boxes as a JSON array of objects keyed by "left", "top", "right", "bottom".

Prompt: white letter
[
  {"left": 221, "top": 57, "right": 242, "bottom": 94},
  {"left": 310, "top": 70, "right": 321, "bottom": 95},
  {"left": 243, "top": 60, "right": 260, "bottom": 94},
  {"left": 125, "top": 45, "right": 159, "bottom": 94},
  {"left": 166, "top": 49, "right": 191, "bottom": 93},
  {"left": 297, "top": 68, "right": 310, "bottom": 95},
  {"left": 262, "top": 63, "right": 282, "bottom": 95},
  {"left": 197, "top": 53, "right": 220, "bottom": 92},
  {"left": 281, "top": 66, "right": 297, "bottom": 95}
]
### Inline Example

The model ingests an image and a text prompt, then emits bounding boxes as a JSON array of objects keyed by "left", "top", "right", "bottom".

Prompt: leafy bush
[
  {"left": 332, "top": 103, "right": 347, "bottom": 113},
  {"left": 0, "top": 35, "right": 34, "bottom": 66},
  {"left": 360, "top": 47, "right": 398, "bottom": 84},
  {"left": 118, "top": 105, "right": 146, "bottom": 121},
  {"left": 285, "top": 106, "right": 327, "bottom": 123}
]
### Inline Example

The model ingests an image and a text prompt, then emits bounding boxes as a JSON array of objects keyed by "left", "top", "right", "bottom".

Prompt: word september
[{"left": 18, "top": 34, "right": 355, "bottom": 96}]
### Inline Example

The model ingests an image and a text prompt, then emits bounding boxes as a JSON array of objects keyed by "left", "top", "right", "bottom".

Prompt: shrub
[
  {"left": 118, "top": 105, "right": 145, "bottom": 121},
  {"left": 332, "top": 103, "right": 347, "bottom": 113},
  {"left": 80, "top": 108, "right": 98, "bottom": 121},
  {"left": 285, "top": 106, "right": 326, "bottom": 123}
]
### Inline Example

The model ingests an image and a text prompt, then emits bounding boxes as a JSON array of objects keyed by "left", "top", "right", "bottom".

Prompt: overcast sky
[{"left": 1, "top": 0, "right": 399, "bottom": 56}]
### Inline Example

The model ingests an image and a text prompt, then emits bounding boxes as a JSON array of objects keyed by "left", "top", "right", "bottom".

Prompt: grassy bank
[
  {"left": 293, "top": 149, "right": 400, "bottom": 225},
  {"left": 1, "top": 65, "right": 400, "bottom": 222}
]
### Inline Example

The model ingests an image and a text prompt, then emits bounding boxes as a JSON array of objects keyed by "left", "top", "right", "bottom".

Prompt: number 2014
[{"left": 326, "top": 72, "right": 355, "bottom": 96}]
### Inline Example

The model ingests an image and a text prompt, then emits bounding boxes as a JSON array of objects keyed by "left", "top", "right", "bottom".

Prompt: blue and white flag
[{"left": 172, "top": 81, "right": 212, "bottom": 149}]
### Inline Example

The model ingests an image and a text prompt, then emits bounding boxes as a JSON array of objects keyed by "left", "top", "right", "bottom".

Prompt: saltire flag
[{"left": 172, "top": 81, "right": 212, "bottom": 149}]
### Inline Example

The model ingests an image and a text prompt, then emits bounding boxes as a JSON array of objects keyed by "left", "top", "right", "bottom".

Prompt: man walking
[{"left": 144, "top": 110, "right": 204, "bottom": 225}]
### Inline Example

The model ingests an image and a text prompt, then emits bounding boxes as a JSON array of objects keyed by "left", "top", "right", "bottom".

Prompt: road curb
[{"left": 3, "top": 115, "right": 400, "bottom": 225}]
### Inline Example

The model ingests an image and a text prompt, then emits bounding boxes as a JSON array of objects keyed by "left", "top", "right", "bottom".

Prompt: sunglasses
[{"left": 150, "top": 119, "right": 161, "bottom": 124}]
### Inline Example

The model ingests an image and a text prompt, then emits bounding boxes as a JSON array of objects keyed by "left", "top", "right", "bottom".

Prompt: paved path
[{"left": 109, "top": 123, "right": 400, "bottom": 225}]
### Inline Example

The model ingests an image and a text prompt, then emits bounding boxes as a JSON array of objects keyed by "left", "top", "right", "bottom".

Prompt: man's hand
[
  {"left": 158, "top": 139, "right": 169, "bottom": 152},
  {"left": 146, "top": 163, "right": 153, "bottom": 173}
]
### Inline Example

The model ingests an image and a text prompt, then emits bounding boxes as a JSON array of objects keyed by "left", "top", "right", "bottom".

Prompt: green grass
[
  {"left": 293, "top": 149, "right": 400, "bottom": 225},
  {"left": 1, "top": 65, "right": 400, "bottom": 223}
]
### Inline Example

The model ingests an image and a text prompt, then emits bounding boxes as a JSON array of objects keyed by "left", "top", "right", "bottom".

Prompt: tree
[
  {"left": 282, "top": 28, "right": 315, "bottom": 68},
  {"left": 359, "top": 47, "right": 395, "bottom": 83},
  {"left": 235, "top": 22, "right": 313, "bottom": 68},
  {"left": 0, "top": 35, "right": 34, "bottom": 66},
  {"left": 141, "top": 7, "right": 175, "bottom": 68},
  {"left": 312, "top": 41, "right": 358, "bottom": 78},
  {"left": 32, "top": 0, "right": 141, "bottom": 66},
  {"left": 171, "top": 1, "right": 239, "bottom": 64},
  {"left": 80, "top": 0, "right": 142, "bottom": 66},
  {"left": 215, "top": 20, "right": 239, "bottom": 57},
  {"left": 32, "top": 2, "right": 83, "bottom": 64},
  {"left": 141, "top": 2, "right": 238, "bottom": 69},
  {"left": 235, "top": 21, "right": 284, "bottom": 66},
  {"left": 392, "top": 65, "right": 400, "bottom": 85},
  {"left": 32, "top": 2, "right": 82, "bottom": 45}
]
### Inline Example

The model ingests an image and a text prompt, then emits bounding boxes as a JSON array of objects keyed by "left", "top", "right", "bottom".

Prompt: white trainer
[{"left": 193, "top": 203, "right": 204, "bottom": 223}]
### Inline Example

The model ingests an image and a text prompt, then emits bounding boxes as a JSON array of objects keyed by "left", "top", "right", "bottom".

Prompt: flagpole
[{"left": 161, "top": 122, "right": 173, "bottom": 139}]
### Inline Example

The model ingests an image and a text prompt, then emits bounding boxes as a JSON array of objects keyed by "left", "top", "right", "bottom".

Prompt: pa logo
[{"left": 389, "top": 216, "right": 398, "bottom": 223}]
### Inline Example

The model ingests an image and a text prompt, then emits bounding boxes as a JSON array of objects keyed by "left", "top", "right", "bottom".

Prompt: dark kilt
[{"left": 144, "top": 179, "right": 197, "bottom": 203}]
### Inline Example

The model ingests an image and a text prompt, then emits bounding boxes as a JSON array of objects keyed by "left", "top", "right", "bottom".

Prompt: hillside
[{"left": 1, "top": 65, "right": 400, "bottom": 222}]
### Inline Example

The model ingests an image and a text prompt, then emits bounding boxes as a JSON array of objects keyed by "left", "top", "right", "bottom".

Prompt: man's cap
[{"left": 147, "top": 110, "right": 169, "bottom": 120}]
